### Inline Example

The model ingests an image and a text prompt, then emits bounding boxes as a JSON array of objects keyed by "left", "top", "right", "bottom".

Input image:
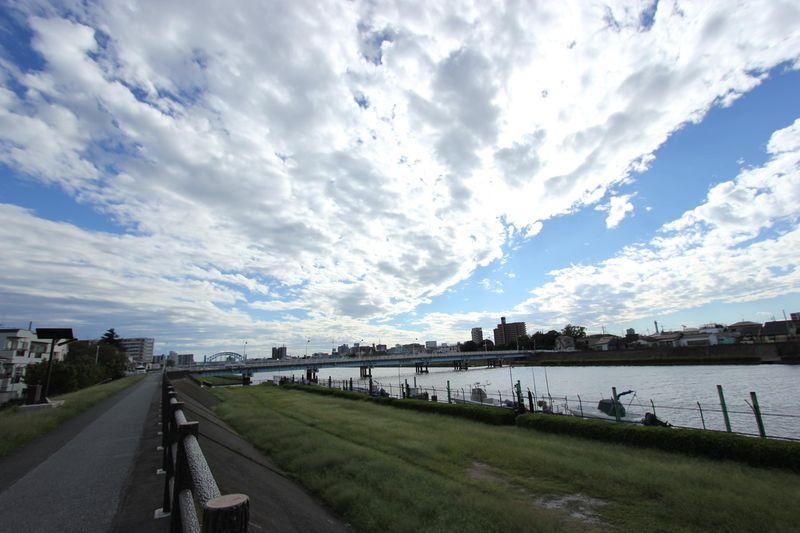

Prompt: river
[{"left": 252, "top": 363, "right": 800, "bottom": 439}]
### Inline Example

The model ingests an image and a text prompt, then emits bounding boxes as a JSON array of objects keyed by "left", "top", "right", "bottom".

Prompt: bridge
[{"left": 184, "top": 349, "right": 554, "bottom": 376}]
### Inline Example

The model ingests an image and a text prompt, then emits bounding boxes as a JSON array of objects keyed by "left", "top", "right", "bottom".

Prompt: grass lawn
[
  {"left": 194, "top": 374, "right": 243, "bottom": 386},
  {"left": 214, "top": 385, "right": 800, "bottom": 533},
  {"left": 0, "top": 374, "right": 147, "bottom": 457}
]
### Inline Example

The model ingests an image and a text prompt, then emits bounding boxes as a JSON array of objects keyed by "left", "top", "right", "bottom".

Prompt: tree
[
  {"left": 461, "top": 341, "right": 478, "bottom": 352},
  {"left": 561, "top": 324, "right": 587, "bottom": 339},
  {"left": 24, "top": 360, "right": 78, "bottom": 396},
  {"left": 100, "top": 328, "right": 122, "bottom": 347}
]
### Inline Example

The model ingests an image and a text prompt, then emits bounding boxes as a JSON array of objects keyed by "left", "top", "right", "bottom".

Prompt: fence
[
  {"left": 160, "top": 378, "right": 250, "bottom": 532},
  {"left": 284, "top": 374, "right": 800, "bottom": 441}
]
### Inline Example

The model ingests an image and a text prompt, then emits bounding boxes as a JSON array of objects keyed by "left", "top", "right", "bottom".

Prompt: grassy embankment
[
  {"left": 0, "top": 374, "right": 146, "bottom": 457},
  {"left": 213, "top": 385, "right": 800, "bottom": 532},
  {"left": 193, "top": 374, "right": 243, "bottom": 387}
]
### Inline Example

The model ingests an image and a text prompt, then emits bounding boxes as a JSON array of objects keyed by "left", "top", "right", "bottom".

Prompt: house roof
[{"left": 761, "top": 321, "right": 795, "bottom": 336}]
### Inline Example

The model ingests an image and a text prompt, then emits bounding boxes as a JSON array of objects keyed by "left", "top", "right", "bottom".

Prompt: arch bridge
[{"left": 205, "top": 352, "right": 246, "bottom": 363}]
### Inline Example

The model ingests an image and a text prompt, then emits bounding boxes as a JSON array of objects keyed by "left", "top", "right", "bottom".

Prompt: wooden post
[
  {"left": 447, "top": 380, "right": 451, "bottom": 404},
  {"left": 527, "top": 390, "right": 534, "bottom": 412},
  {"left": 349, "top": 377, "right": 353, "bottom": 391},
  {"left": 611, "top": 387, "right": 621, "bottom": 422},
  {"left": 405, "top": 379, "right": 410, "bottom": 398},
  {"left": 328, "top": 376, "right": 332, "bottom": 388},
  {"left": 202, "top": 493, "right": 250, "bottom": 532},
  {"left": 697, "top": 402, "right": 706, "bottom": 429},
  {"left": 750, "top": 391, "right": 767, "bottom": 438},
  {"left": 717, "top": 385, "right": 732, "bottom": 432}
]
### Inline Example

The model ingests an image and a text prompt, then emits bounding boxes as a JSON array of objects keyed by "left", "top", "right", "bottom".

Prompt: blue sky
[
  {"left": 0, "top": 1, "right": 799, "bottom": 355},
  {"left": 415, "top": 67, "right": 800, "bottom": 334}
]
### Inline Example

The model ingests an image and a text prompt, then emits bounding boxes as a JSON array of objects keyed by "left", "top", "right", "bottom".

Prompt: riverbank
[
  {"left": 0, "top": 374, "right": 147, "bottom": 457},
  {"left": 212, "top": 385, "right": 800, "bottom": 532}
]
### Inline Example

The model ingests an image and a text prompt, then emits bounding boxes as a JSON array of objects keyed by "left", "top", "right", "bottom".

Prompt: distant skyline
[{"left": 1, "top": 1, "right": 799, "bottom": 356}]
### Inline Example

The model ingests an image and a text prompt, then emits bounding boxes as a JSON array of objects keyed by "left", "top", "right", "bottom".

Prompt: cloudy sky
[{"left": 1, "top": 0, "right": 799, "bottom": 356}]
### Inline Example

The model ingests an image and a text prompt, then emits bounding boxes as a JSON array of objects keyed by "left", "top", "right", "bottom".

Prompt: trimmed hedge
[
  {"left": 516, "top": 413, "right": 800, "bottom": 471},
  {"left": 280, "top": 383, "right": 517, "bottom": 425}
]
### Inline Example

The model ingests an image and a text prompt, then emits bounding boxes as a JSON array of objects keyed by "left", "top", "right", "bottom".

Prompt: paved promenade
[{"left": 0, "top": 374, "right": 161, "bottom": 533}]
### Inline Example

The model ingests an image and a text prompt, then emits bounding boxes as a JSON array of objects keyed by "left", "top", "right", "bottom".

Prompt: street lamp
[{"left": 305, "top": 339, "right": 310, "bottom": 358}]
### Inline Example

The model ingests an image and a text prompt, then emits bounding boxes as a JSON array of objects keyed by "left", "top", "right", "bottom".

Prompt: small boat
[
  {"left": 597, "top": 398, "right": 626, "bottom": 417},
  {"left": 597, "top": 389, "right": 634, "bottom": 418}
]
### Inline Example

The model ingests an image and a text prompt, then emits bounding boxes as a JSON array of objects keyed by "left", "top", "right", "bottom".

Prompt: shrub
[
  {"left": 516, "top": 413, "right": 800, "bottom": 471},
  {"left": 281, "top": 383, "right": 517, "bottom": 425}
]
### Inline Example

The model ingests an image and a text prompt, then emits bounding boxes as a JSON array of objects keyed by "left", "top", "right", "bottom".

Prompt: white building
[
  {"left": 0, "top": 329, "right": 70, "bottom": 404},
  {"left": 118, "top": 338, "right": 155, "bottom": 362}
]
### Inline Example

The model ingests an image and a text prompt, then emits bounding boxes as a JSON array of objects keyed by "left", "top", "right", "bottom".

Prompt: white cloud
[
  {"left": 597, "top": 193, "right": 636, "bottom": 228},
  {"left": 0, "top": 1, "right": 799, "bottom": 351},
  {"left": 479, "top": 278, "right": 504, "bottom": 294},
  {"left": 513, "top": 118, "right": 800, "bottom": 327}
]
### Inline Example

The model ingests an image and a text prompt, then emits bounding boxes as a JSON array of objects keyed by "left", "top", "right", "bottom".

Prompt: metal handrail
[{"left": 161, "top": 378, "right": 249, "bottom": 532}]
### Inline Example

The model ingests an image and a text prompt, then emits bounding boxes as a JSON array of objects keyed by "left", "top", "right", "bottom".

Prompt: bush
[
  {"left": 516, "top": 413, "right": 800, "bottom": 471},
  {"left": 281, "top": 383, "right": 517, "bottom": 425}
]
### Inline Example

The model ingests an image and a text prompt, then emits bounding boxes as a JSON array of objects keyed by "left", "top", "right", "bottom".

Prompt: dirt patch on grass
[
  {"left": 467, "top": 461, "right": 608, "bottom": 527},
  {"left": 534, "top": 493, "right": 607, "bottom": 526}
]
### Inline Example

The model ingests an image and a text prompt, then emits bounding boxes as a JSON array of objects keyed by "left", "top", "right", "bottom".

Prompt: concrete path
[{"left": 0, "top": 373, "right": 160, "bottom": 533}]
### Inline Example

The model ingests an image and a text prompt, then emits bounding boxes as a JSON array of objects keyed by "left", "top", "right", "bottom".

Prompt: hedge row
[
  {"left": 516, "top": 413, "right": 800, "bottom": 472},
  {"left": 280, "top": 383, "right": 517, "bottom": 425}
]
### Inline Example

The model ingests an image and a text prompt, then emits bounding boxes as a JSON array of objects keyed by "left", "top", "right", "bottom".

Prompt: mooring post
[
  {"left": 717, "top": 385, "right": 732, "bottom": 432},
  {"left": 611, "top": 387, "right": 621, "bottom": 422},
  {"left": 447, "top": 380, "right": 451, "bottom": 404},
  {"left": 697, "top": 401, "right": 706, "bottom": 429},
  {"left": 750, "top": 391, "right": 767, "bottom": 438},
  {"left": 349, "top": 377, "right": 353, "bottom": 391},
  {"left": 414, "top": 376, "right": 417, "bottom": 388}
]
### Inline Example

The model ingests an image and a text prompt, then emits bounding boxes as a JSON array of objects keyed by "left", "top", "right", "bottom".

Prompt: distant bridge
[
  {"left": 204, "top": 351, "right": 247, "bottom": 363},
  {"left": 186, "top": 350, "right": 555, "bottom": 376}
]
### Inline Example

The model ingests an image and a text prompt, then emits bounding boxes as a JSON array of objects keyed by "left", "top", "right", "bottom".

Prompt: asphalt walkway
[{"left": 0, "top": 373, "right": 161, "bottom": 533}]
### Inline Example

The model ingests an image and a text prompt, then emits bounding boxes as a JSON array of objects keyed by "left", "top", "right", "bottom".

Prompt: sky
[{"left": 0, "top": 0, "right": 799, "bottom": 356}]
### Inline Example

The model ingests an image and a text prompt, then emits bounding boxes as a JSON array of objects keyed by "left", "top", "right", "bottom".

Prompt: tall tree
[
  {"left": 100, "top": 328, "right": 122, "bottom": 346},
  {"left": 561, "top": 324, "right": 587, "bottom": 338}
]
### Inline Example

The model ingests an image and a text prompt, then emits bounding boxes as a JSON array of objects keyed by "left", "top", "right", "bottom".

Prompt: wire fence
[{"left": 268, "top": 374, "right": 800, "bottom": 442}]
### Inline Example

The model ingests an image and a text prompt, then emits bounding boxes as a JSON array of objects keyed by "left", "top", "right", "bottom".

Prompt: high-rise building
[
  {"left": 493, "top": 317, "right": 526, "bottom": 347},
  {"left": 471, "top": 327, "right": 483, "bottom": 343},
  {"left": 118, "top": 338, "right": 154, "bottom": 362},
  {"left": 272, "top": 346, "right": 287, "bottom": 359},
  {"left": 425, "top": 340, "right": 437, "bottom": 350}
]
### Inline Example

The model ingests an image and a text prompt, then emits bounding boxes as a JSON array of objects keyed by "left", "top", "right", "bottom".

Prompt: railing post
[
  {"left": 611, "top": 387, "right": 621, "bottom": 422},
  {"left": 750, "top": 391, "right": 767, "bottom": 438},
  {"left": 446, "top": 380, "right": 451, "bottom": 404},
  {"left": 171, "top": 419, "right": 199, "bottom": 533},
  {"left": 697, "top": 401, "right": 706, "bottom": 429},
  {"left": 717, "top": 385, "right": 732, "bottom": 432},
  {"left": 203, "top": 494, "right": 250, "bottom": 532},
  {"left": 527, "top": 390, "right": 534, "bottom": 412}
]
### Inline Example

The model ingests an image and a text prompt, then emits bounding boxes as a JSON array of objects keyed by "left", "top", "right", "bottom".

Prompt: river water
[{"left": 252, "top": 364, "right": 800, "bottom": 439}]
